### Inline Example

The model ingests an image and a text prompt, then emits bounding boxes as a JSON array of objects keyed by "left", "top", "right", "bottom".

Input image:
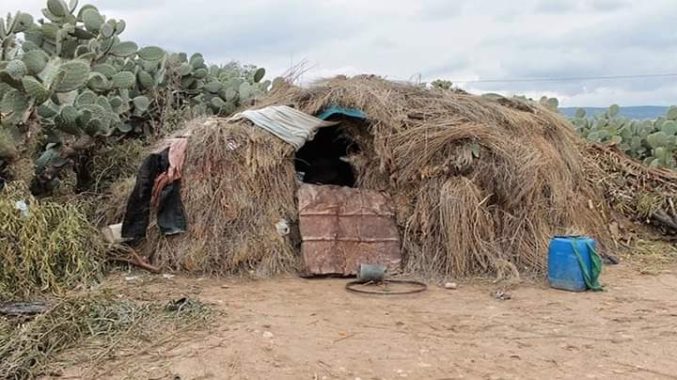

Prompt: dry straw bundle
[{"left": 107, "top": 76, "right": 611, "bottom": 277}]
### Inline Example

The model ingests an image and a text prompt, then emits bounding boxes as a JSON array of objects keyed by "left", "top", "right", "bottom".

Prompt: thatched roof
[{"left": 107, "top": 76, "right": 611, "bottom": 278}]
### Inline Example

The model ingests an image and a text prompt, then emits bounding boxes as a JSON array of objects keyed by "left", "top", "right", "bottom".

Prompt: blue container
[{"left": 548, "top": 236, "right": 595, "bottom": 292}]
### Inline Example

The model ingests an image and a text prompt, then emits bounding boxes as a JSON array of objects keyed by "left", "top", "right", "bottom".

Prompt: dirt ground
[{"left": 61, "top": 263, "right": 677, "bottom": 380}]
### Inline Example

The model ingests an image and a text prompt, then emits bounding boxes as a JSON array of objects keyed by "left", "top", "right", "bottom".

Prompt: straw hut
[{"left": 108, "top": 76, "right": 610, "bottom": 278}]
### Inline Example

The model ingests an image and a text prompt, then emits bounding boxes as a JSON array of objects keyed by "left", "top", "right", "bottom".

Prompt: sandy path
[{"left": 63, "top": 264, "right": 677, "bottom": 380}]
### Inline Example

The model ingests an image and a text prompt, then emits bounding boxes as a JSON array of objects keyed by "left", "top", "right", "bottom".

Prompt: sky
[{"left": 2, "top": 0, "right": 676, "bottom": 106}]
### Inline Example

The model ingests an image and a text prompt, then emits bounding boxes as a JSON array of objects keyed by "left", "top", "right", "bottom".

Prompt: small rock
[
  {"left": 492, "top": 290, "right": 512, "bottom": 300},
  {"left": 162, "top": 274, "right": 175, "bottom": 279},
  {"left": 124, "top": 276, "right": 139, "bottom": 282},
  {"left": 444, "top": 282, "right": 458, "bottom": 289},
  {"left": 611, "top": 335, "right": 633, "bottom": 344},
  {"left": 263, "top": 331, "right": 274, "bottom": 339}
]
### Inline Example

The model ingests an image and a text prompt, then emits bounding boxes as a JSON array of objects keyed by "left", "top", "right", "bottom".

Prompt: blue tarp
[{"left": 316, "top": 106, "right": 367, "bottom": 121}]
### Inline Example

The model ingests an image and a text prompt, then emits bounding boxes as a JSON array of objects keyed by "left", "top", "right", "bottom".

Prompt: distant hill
[{"left": 560, "top": 106, "right": 669, "bottom": 120}]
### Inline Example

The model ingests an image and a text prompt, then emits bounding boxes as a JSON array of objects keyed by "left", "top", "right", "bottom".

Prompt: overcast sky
[{"left": 3, "top": 0, "right": 676, "bottom": 106}]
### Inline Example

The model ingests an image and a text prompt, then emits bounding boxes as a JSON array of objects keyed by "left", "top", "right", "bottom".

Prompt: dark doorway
[{"left": 295, "top": 125, "right": 358, "bottom": 187}]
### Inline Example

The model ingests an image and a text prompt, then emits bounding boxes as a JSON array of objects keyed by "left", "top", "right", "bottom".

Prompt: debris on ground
[
  {"left": 0, "top": 292, "right": 211, "bottom": 379},
  {"left": 492, "top": 289, "right": 512, "bottom": 300},
  {"left": 0, "top": 302, "right": 49, "bottom": 317}
]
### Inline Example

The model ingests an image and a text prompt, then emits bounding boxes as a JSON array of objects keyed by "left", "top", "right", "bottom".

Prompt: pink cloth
[{"left": 151, "top": 138, "right": 188, "bottom": 208}]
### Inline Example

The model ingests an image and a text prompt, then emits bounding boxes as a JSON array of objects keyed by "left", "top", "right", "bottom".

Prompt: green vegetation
[
  {"left": 0, "top": 182, "right": 104, "bottom": 300},
  {"left": 571, "top": 105, "right": 677, "bottom": 169},
  {"left": 0, "top": 0, "right": 270, "bottom": 193}
]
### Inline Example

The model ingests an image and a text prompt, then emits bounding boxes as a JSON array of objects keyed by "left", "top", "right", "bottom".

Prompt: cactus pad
[
  {"left": 11, "top": 12, "right": 34, "bottom": 33},
  {"left": 178, "top": 63, "right": 192, "bottom": 76},
  {"left": 47, "top": 0, "right": 70, "bottom": 18},
  {"left": 5, "top": 60, "right": 27, "bottom": 80},
  {"left": 22, "top": 76, "right": 50, "bottom": 104},
  {"left": 204, "top": 81, "right": 223, "bottom": 93},
  {"left": 100, "top": 22, "right": 115, "bottom": 38},
  {"left": 137, "top": 71, "right": 154, "bottom": 89},
  {"left": 53, "top": 60, "right": 90, "bottom": 92},
  {"left": 193, "top": 68, "right": 208, "bottom": 79},
  {"left": 111, "top": 71, "right": 135, "bottom": 89},
  {"left": 92, "top": 63, "right": 117, "bottom": 78},
  {"left": 138, "top": 46, "right": 165, "bottom": 61},
  {"left": 82, "top": 8, "right": 104, "bottom": 33},
  {"left": 253, "top": 67, "right": 265, "bottom": 83},
  {"left": 132, "top": 95, "right": 150, "bottom": 112}
]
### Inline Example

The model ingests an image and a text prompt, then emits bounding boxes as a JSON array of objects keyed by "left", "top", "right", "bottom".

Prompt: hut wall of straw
[
  {"left": 112, "top": 77, "right": 610, "bottom": 278},
  {"left": 138, "top": 119, "right": 300, "bottom": 275}
]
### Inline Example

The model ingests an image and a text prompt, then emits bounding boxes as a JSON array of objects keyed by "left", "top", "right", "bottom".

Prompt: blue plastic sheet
[{"left": 316, "top": 106, "right": 366, "bottom": 120}]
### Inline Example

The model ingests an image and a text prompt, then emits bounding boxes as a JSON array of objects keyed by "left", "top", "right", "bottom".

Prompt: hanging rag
[
  {"left": 122, "top": 138, "right": 188, "bottom": 244},
  {"left": 151, "top": 138, "right": 188, "bottom": 207},
  {"left": 229, "top": 105, "right": 338, "bottom": 150},
  {"left": 571, "top": 239, "right": 604, "bottom": 291}
]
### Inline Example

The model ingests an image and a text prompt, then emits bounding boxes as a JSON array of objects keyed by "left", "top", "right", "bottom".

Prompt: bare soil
[{"left": 62, "top": 263, "right": 677, "bottom": 380}]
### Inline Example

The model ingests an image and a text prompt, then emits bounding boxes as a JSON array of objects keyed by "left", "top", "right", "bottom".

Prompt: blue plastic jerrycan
[{"left": 547, "top": 236, "right": 596, "bottom": 292}]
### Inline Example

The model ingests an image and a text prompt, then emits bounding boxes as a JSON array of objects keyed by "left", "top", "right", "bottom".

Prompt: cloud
[
  {"left": 535, "top": 0, "right": 577, "bottom": 14},
  {"left": 589, "top": 0, "right": 630, "bottom": 12},
  {"left": 2, "top": 0, "right": 676, "bottom": 106}
]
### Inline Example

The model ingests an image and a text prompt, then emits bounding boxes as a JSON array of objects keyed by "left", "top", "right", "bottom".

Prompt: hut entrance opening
[{"left": 295, "top": 124, "right": 358, "bottom": 187}]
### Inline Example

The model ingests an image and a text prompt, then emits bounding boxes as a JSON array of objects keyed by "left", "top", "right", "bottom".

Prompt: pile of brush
[
  {"left": 0, "top": 183, "right": 105, "bottom": 299},
  {"left": 0, "top": 291, "right": 210, "bottom": 378},
  {"left": 589, "top": 143, "right": 677, "bottom": 237}
]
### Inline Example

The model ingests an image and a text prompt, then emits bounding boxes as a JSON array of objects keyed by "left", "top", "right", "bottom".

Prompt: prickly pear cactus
[
  {"left": 0, "top": 0, "right": 269, "bottom": 194},
  {"left": 571, "top": 104, "right": 676, "bottom": 169}
]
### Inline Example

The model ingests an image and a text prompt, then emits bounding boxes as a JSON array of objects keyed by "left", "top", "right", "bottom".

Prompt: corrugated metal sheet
[
  {"left": 298, "top": 184, "right": 402, "bottom": 276},
  {"left": 229, "top": 105, "right": 338, "bottom": 150}
]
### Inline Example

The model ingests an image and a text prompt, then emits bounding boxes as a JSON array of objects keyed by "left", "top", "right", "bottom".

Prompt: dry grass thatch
[
  {"left": 107, "top": 118, "right": 300, "bottom": 275},
  {"left": 106, "top": 76, "right": 613, "bottom": 277}
]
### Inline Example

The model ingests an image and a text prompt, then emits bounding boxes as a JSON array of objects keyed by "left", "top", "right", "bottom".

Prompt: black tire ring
[{"left": 345, "top": 279, "right": 427, "bottom": 295}]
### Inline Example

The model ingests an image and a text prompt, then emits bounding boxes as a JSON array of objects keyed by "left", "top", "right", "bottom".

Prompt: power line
[{"left": 450, "top": 73, "right": 677, "bottom": 84}]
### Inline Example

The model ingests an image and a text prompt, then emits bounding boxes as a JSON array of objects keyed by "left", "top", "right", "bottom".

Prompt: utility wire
[{"left": 450, "top": 73, "right": 677, "bottom": 84}]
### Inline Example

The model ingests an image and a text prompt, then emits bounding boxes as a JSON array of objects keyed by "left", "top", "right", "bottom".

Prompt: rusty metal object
[{"left": 298, "top": 184, "right": 402, "bottom": 276}]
